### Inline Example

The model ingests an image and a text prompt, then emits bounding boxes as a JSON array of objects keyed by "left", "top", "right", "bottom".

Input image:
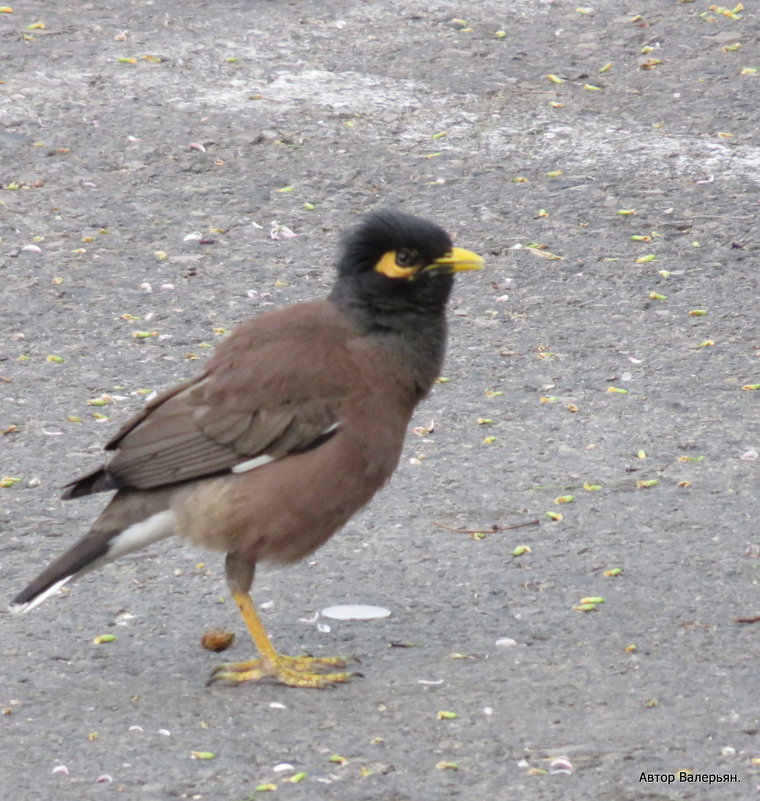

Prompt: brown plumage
[{"left": 10, "top": 210, "right": 483, "bottom": 688}]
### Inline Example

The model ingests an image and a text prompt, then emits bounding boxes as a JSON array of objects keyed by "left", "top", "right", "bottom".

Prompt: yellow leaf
[{"left": 525, "top": 246, "right": 563, "bottom": 260}]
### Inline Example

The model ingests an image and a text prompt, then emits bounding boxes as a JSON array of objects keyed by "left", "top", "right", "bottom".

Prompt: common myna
[{"left": 10, "top": 210, "right": 483, "bottom": 688}]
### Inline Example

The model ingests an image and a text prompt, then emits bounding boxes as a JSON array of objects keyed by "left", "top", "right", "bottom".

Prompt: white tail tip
[{"left": 8, "top": 575, "right": 74, "bottom": 614}]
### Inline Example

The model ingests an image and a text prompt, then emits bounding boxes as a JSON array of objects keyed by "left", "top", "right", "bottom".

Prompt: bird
[{"left": 9, "top": 209, "right": 483, "bottom": 688}]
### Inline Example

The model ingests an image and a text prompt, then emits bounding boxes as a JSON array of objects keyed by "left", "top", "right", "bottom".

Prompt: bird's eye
[{"left": 395, "top": 249, "right": 417, "bottom": 268}]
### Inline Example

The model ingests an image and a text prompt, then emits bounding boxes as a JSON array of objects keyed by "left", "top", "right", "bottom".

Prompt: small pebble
[{"left": 200, "top": 628, "right": 235, "bottom": 652}]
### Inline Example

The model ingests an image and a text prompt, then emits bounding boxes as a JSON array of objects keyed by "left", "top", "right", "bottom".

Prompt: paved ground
[{"left": 1, "top": 1, "right": 758, "bottom": 799}]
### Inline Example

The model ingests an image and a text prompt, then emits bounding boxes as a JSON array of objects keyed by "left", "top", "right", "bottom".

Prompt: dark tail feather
[
  {"left": 9, "top": 532, "right": 112, "bottom": 612},
  {"left": 11, "top": 488, "right": 176, "bottom": 614}
]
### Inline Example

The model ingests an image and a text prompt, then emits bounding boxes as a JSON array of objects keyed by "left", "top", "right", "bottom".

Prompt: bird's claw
[{"left": 206, "top": 653, "right": 360, "bottom": 689}]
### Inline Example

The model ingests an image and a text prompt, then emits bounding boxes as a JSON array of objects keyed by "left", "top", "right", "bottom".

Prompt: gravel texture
[{"left": 1, "top": 1, "right": 758, "bottom": 799}]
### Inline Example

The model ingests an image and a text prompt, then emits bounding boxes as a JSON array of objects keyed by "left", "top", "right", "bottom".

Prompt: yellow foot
[{"left": 206, "top": 653, "right": 360, "bottom": 689}]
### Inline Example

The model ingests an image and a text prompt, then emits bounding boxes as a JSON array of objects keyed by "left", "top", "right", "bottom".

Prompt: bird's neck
[{"left": 328, "top": 285, "right": 448, "bottom": 400}]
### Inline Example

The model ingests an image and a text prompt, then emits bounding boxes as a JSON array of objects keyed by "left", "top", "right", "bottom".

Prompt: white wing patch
[
  {"left": 231, "top": 454, "right": 276, "bottom": 474},
  {"left": 231, "top": 422, "right": 341, "bottom": 474}
]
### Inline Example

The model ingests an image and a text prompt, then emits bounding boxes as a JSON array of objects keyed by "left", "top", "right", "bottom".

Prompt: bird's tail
[{"left": 9, "top": 492, "right": 176, "bottom": 613}]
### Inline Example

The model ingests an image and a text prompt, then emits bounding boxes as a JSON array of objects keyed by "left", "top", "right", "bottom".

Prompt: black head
[
  {"left": 331, "top": 209, "right": 483, "bottom": 323},
  {"left": 336, "top": 209, "right": 481, "bottom": 283},
  {"left": 330, "top": 210, "right": 483, "bottom": 384}
]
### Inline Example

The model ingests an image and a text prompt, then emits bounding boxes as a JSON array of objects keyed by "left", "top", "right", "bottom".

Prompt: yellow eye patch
[{"left": 374, "top": 250, "right": 417, "bottom": 279}]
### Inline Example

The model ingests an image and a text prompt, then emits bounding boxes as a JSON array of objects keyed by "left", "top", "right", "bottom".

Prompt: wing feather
[{"left": 66, "top": 302, "right": 353, "bottom": 495}]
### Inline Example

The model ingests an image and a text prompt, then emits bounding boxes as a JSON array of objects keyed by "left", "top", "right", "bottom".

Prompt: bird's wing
[{"left": 65, "top": 303, "right": 353, "bottom": 494}]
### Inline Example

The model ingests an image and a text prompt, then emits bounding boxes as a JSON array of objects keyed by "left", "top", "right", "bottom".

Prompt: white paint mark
[{"left": 321, "top": 605, "right": 391, "bottom": 620}]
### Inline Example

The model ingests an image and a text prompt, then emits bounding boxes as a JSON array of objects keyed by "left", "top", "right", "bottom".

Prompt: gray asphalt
[{"left": 1, "top": 1, "right": 758, "bottom": 799}]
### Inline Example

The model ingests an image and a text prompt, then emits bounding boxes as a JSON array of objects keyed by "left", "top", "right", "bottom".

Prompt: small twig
[
  {"left": 734, "top": 616, "right": 760, "bottom": 625},
  {"left": 433, "top": 520, "right": 540, "bottom": 535}
]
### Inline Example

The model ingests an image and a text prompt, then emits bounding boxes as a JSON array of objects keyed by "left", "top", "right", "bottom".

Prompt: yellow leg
[{"left": 206, "top": 590, "right": 358, "bottom": 689}]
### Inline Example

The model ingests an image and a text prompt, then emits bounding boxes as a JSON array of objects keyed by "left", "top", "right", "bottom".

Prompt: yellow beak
[{"left": 431, "top": 246, "right": 485, "bottom": 273}]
